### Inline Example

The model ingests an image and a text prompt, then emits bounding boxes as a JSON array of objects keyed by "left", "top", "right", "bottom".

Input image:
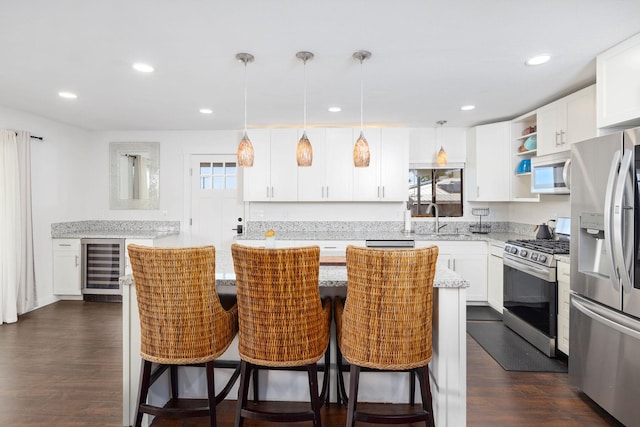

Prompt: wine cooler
[{"left": 81, "top": 238, "right": 125, "bottom": 296}]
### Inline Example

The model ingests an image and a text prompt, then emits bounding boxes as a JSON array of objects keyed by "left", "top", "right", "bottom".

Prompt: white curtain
[{"left": 0, "top": 129, "right": 37, "bottom": 324}]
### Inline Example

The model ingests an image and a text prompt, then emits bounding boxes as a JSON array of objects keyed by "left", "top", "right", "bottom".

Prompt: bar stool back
[
  {"left": 336, "top": 245, "right": 439, "bottom": 427},
  {"left": 127, "top": 244, "right": 240, "bottom": 427},
  {"left": 231, "top": 243, "right": 331, "bottom": 427}
]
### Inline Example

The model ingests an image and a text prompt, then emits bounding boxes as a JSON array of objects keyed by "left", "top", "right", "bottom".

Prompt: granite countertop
[
  {"left": 51, "top": 220, "right": 180, "bottom": 239},
  {"left": 236, "top": 230, "right": 528, "bottom": 246},
  {"left": 120, "top": 251, "right": 470, "bottom": 289}
]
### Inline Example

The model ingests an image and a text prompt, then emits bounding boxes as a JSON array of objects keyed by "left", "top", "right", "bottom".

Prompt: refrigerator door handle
[
  {"left": 613, "top": 149, "right": 634, "bottom": 293},
  {"left": 604, "top": 150, "right": 622, "bottom": 289},
  {"left": 573, "top": 294, "right": 640, "bottom": 340}
]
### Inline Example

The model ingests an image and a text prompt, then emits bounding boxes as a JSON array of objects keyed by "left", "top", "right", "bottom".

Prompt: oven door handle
[{"left": 503, "top": 255, "right": 554, "bottom": 282}]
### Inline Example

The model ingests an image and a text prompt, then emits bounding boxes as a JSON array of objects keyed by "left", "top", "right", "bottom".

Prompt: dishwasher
[{"left": 81, "top": 238, "right": 125, "bottom": 298}]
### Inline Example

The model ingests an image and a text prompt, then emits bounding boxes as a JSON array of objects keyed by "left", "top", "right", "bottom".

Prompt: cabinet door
[
  {"left": 537, "top": 101, "right": 564, "bottom": 156},
  {"left": 269, "top": 129, "right": 299, "bottom": 201},
  {"left": 325, "top": 128, "right": 354, "bottom": 201},
  {"left": 53, "top": 239, "right": 81, "bottom": 295},
  {"left": 352, "top": 128, "right": 382, "bottom": 201},
  {"left": 469, "top": 122, "right": 510, "bottom": 201},
  {"left": 242, "top": 129, "right": 272, "bottom": 201},
  {"left": 380, "top": 128, "right": 410, "bottom": 201},
  {"left": 565, "top": 85, "right": 596, "bottom": 146},
  {"left": 453, "top": 252, "right": 488, "bottom": 302},
  {"left": 597, "top": 33, "right": 640, "bottom": 128}
]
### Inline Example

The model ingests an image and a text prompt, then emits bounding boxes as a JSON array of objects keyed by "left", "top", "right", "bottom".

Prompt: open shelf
[{"left": 515, "top": 149, "right": 537, "bottom": 156}]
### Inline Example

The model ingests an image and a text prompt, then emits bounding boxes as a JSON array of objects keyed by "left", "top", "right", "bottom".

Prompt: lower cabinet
[
  {"left": 557, "top": 260, "right": 570, "bottom": 355},
  {"left": 487, "top": 242, "right": 504, "bottom": 313},
  {"left": 417, "top": 241, "right": 488, "bottom": 302},
  {"left": 52, "top": 239, "right": 82, "bottom": 296}
]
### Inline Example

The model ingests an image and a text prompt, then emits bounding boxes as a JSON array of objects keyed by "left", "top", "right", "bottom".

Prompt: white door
[{"left": 190, "top": 155, "right": 244, "bottom": 252}]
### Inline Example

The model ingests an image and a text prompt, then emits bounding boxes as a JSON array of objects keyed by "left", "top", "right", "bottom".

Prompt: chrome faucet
[{"left": 426, "top": 202, "right": 447, "bottom": 233}]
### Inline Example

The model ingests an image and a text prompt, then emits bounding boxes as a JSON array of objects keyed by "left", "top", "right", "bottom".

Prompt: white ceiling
[{"left": 1, "top": 0, "right": 639, "bottom": 131}]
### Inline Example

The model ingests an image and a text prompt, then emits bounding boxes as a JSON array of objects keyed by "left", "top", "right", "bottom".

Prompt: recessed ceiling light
[
  {"left": 199, "top": 108, "right": 213, "bottom": 114},
  {"left": 460, "top": 105, "right": 475, "bottom": 111},
  {"left": 525, "top": 55, "right": 551, "bottom": 66},
  {"left": 328, "top": 106, "right": 342, "bottom": 113},
  {"left": 132, "top": 62, "right": 155, "bottom": 73},
  {"left": 58, "top": 91, "right": 78, "bottom": 99}
]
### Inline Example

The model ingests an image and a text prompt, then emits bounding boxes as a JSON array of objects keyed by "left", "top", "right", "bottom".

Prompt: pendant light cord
[
  {"left": 243, "top": 61, "right": 248, "bottom": 134},
  {"left": 303, "top": 59, "right": 307, "bottom": 131},
  {"left": 359, "top": 58, "right": 364, "bottom": 132}
]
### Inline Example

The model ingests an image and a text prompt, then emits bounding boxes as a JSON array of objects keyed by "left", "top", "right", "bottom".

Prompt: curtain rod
[{"left": 12, "top": 131, "right": 44, "bottom": 141}]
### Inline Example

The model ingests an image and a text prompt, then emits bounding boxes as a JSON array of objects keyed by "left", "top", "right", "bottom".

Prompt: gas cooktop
[{"left": 506, "top": 239, "right": 570, "bottom": 255}]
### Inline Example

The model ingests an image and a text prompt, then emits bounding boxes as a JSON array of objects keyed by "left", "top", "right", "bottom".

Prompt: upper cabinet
[
  {"left": 409, "top": 127, "right": 466, "bottom": 164},
  {"left": 352, "top": 128, "right": 409, "bottom": 201},
  {"left": 597, "top": 32, "right": 640, "bottom": 129},
  {"left": 243, "top": 129, "right": 299, "bottom": 201},
  {"left": 465, "top": 121, "right": 511, "bottom": 202},
  {"left": 537, "top": 85, "right": 596, "bottom": 156},
  {"left": 297, "top": 128, "right": 353, "bottom": 201}
]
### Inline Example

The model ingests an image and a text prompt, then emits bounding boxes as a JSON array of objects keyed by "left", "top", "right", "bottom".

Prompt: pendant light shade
[
  {"left": 436, "top": 120, "right": 448, "bottom": 166},
  {"left": 236, "top": 53, "right": 254, "bottom": 167},
  {"left": 437, "top": 146, "right": 448, "bottom": 166},
  {"left": 354, "top": 131, "right": 370, "bottom": 167},
  {"left": 238, "top": 132, "right": 254, "bottom": 167},
  {"left": 353, "top": 50, "right": 371, "bottom": 167},
  {"left": 296, "top": 51, "right": 314, "bottom": 167}
]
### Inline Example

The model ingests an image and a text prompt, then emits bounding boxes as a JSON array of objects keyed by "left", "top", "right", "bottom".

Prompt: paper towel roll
[{"left": 404, "top": 209, "right": 412, "bottom": 232}]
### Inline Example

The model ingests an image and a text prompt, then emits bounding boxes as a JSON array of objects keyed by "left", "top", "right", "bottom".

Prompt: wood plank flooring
[{"left": 0, "top": 301, "right": 624, "bottom": 426}]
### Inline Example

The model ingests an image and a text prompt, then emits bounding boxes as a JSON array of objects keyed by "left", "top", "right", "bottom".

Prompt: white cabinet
[
  {"left": 243, "top": 129, "right": 299, "bottom": 201},
  {"left": 417, "top": 241, "right": 488, "bottom": 302},
  {"left": 597, "top": 32, "right": 640, "bottom": 128},
  {"left": 297, "top": 128, "right": 353, "bottom": 201},
  {"left": 487, "top": 242, "right": 504, "bottom": 313},
  {"left": 557, "top": 260, "right": 571, "bottom": 355},
  {"left": 353, "top": 128, "right": 409, "bottom": 201},
  {"left": 537, "top": 85, "right": 596, "bottom": 156},
  {"left": 466, "top": 121, "right": 511, "bottom": 201},
  {"left": 53, "top": 239, "right": 81, "bottom": 295},
  {"left": 510, "top": 112, "right": 540, "bottom": 202}
]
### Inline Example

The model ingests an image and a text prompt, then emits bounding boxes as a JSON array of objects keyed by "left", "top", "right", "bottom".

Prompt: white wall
[{"left": 0, "top": 105, "right": 92, "bottom": 307}]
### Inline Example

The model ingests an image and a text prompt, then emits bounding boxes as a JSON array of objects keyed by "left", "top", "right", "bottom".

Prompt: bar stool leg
[
  {"left": 205, "top": 361, "right": 216, "bottom": 427},
  {"left": 307, "top": 363, "right": 322, "bottom": 427},
  {"left": 234, "top": 361, "right": 252, "bottom": 427},
  {"left": 417, "top": 365, "right": 435, "bottom": 427},
  {"left": 346, "top": 364, "right": 360, "bottom": 427},
  {"left": 134, "top": 360, "right": 152, "bottom": 427}
]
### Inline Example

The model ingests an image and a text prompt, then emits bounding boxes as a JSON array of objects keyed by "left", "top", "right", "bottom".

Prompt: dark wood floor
[{"left": 0, "top": 301, "right": 624, "bottom": 426}]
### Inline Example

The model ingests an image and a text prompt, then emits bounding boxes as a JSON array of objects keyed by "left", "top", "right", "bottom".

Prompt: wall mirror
[{"left": 109, "top": 142, "right": 160, "bottom": 210}]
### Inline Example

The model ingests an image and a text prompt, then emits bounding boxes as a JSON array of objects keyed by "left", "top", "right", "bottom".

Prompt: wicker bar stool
[
  {"left": 335, "top": 245, "right": 439, "bottom": 427},
  {"left": 231, "top": 243, "right": 331, "bottom": 427},
  {"left": 127, "top": 244, "right": 240, "bottom": 427}
]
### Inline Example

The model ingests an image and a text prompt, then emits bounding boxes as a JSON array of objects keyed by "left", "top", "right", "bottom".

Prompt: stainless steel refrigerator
[{"left": 570, "top": 126, "right": 640, "bottom": 427}]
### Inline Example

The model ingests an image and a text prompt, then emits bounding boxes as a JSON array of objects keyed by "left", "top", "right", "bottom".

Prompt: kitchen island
[{"left": 121, "top": 251, "right": 469, "bottom": 427}]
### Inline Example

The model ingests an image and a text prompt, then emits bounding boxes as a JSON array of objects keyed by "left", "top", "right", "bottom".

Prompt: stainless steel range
[{"left": 503, "top": 237, "right": 570, "bottom": 357}]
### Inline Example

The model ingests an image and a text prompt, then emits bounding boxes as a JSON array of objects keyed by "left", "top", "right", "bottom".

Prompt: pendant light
[
  {"left": 436, "top": 120, "right": 448, "bottom": 166},
  {"left": 236, "top": 53, "right": 255, "bottom": 167},
  {"left": 353, "top": 50, "right": 371, "bottom": 167},
  {"left": 296, "top": 51, "right": 314, "bottom": 167}
]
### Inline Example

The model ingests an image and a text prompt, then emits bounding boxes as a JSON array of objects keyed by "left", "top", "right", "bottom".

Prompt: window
[
  {"left": 199, "top": 161, "right": 237, "bottom": 190},
  {"left": 408, "top": 168, "right": 463, "bottom": 217}
]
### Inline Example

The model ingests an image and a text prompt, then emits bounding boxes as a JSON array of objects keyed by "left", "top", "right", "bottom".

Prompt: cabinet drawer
[
  {"left": 490, "top": 243, "right": 504, "bottom": 257},
  {"left": 53, "top": 239, "right": 81, "bottom": 251}
]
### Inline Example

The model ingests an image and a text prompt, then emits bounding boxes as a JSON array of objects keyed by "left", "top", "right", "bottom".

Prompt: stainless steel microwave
[{"left": 531, "top": 152, "right": 571, "bottom": 194}]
